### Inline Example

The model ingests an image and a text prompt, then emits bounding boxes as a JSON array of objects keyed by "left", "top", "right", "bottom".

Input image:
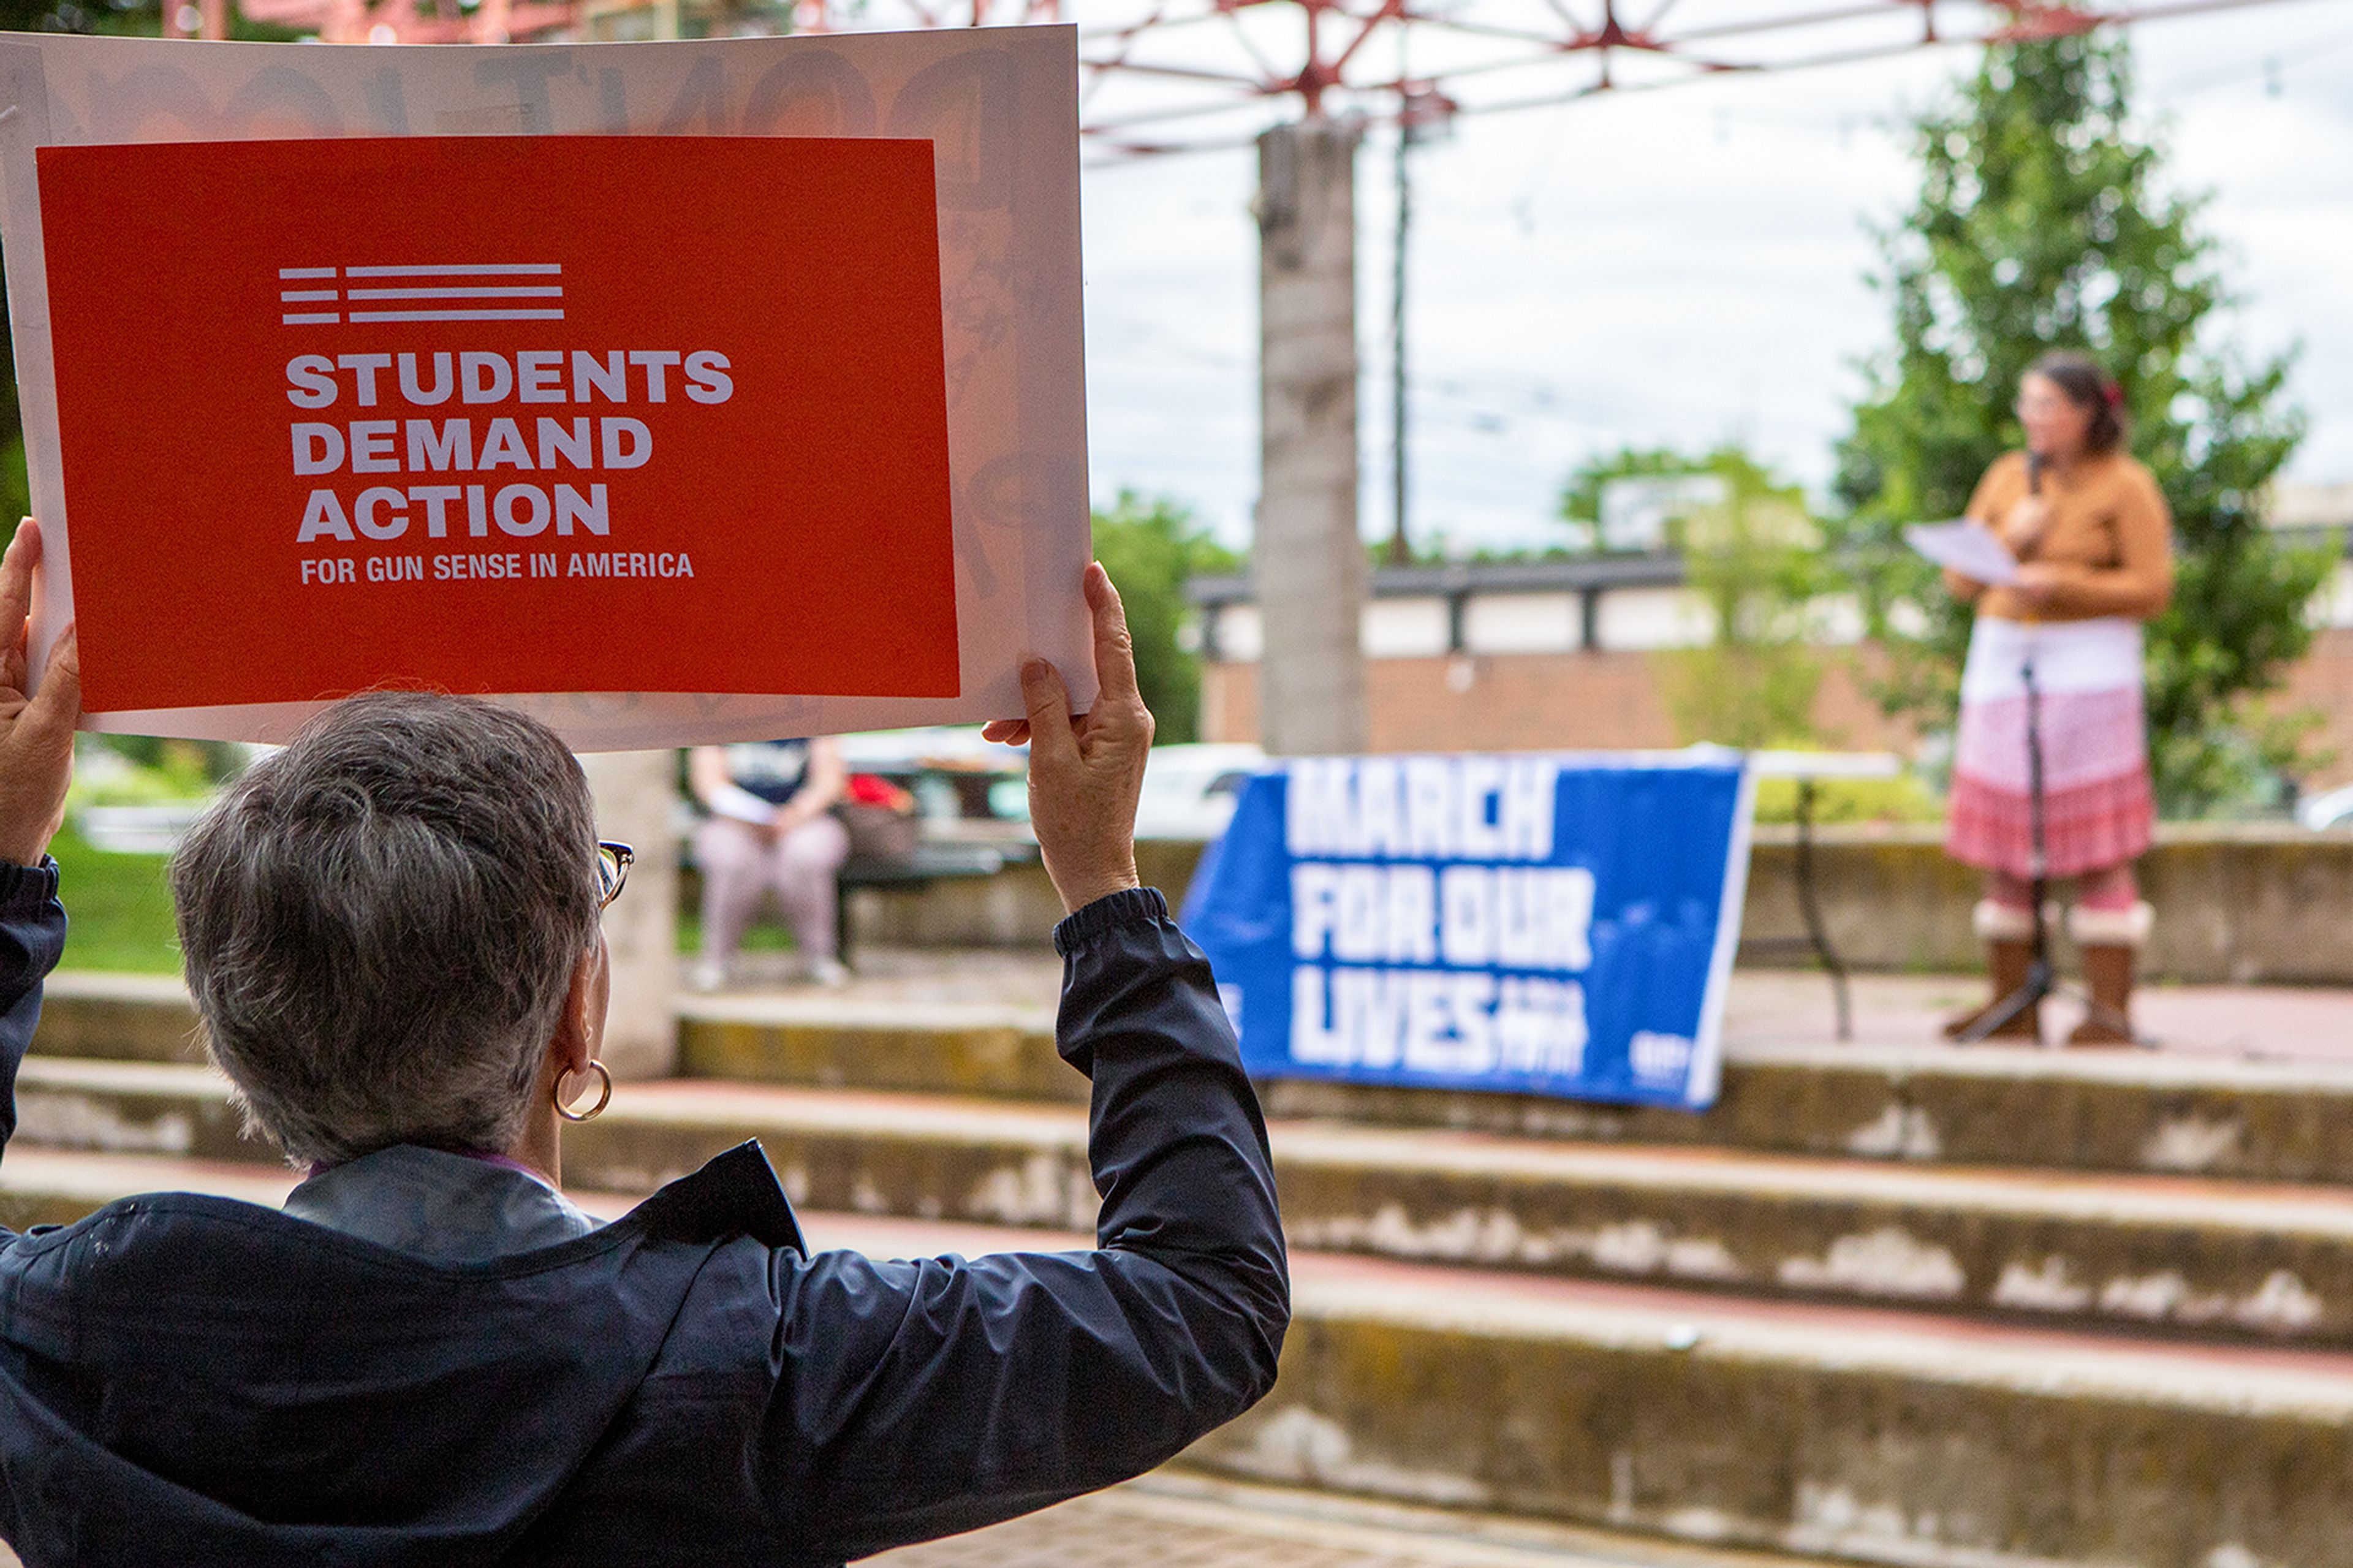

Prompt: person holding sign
[
  {"left": 0, "top": 550, "right": 1287, "bottom": 1566},
  {"left": 1939, "top": 352, "right": 2173, "bottom": 1045}
]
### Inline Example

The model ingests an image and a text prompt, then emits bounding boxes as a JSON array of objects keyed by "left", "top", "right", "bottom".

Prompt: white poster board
[{"left": 0, "top": 28, "right": 1093, "bottom": 748}]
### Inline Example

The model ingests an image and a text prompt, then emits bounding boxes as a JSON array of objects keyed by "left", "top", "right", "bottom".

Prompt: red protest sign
[{"left": 36, "top": 134, "right": 959, "bottom": 714}]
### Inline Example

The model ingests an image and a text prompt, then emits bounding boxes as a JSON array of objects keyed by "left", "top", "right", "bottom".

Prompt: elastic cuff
[
  {"left": 1053, "top": 886, "right": 1170, "bottom": 956},
  {"left": 1974, "top": 899, "right": 2035, "bottom": 941},
  {"left": 2069, "top": 900, "right": 2153, "bottom": 948},
  {"left": 0, "top": 854, "right": 59, "bottom": 913}
]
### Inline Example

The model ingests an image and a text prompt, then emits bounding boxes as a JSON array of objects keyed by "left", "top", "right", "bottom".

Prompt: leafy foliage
[
  {"left": 1090, "top": 491, "right": 1238, "bottom": 745},
  {"left": 1827, "top": 32, "right": 2329, "bottom": 816},
  {"left": 47, "top": 825, "right": 181, "bottom": 974},
  {"left": 1752, "top": 773, "right": 1944, "bottom": 826},
  {"left": 1556, "top": 445, "right": 1729, "bottom": 553},
  {"left": 1564, "top": 445, "right": 1832, "bottom": 750},
  {"left": 0, "top": 0, "right": 146, "bottom": 33}
]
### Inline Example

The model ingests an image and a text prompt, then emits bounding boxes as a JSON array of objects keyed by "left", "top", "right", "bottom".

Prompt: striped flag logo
[{"left": 279, "top": 264, "right": 563, "bottom": 326}]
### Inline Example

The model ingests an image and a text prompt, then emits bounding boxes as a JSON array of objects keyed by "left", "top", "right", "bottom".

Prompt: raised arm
[
  {"left": 755, "top": 566, "right": 1287, "bottom": 1558},
  {"left": 0, "top": 521, "right": 81, "bottom": 1178}
]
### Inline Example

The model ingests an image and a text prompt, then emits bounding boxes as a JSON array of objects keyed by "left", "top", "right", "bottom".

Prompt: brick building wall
[
  {"left": 2279, "top": 629, "right": 2353, "bottom": 789},
  {"left": 1202, "top": 647, "right": 1917, "bottom": 756},
  {"left": 1191, "top": 487, "right": 2353, "bottom": 779},
  {"left": 1202, "top": 616, "right": 2353, "bottom": 789}
]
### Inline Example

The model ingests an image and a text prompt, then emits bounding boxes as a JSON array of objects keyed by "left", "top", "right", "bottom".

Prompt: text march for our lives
[{"left": 1183, "top": 755, "right": 1754, "bottom": 1110}]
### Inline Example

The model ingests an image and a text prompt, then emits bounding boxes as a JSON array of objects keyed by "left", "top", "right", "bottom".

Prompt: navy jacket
[{"left": 0, "top": 869, "right": 1288, "bottom": 1566}]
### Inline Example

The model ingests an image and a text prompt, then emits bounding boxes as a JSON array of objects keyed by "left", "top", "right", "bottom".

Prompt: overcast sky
[{"left": 1072, "top": 2, "right": 2353, "bottom": 554}]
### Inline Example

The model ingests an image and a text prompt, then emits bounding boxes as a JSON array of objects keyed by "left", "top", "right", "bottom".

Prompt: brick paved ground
[
  {"left": 0, "top": 1475, "right": 1829, "bottom": 1568},
  {"left": 867, "top": 1474, "right": 1834, "bottom": 1568}
]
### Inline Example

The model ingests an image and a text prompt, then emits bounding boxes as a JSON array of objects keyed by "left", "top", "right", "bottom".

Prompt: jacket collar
[
  {"left": 624, "top": 1139, "right": 806, "bottom": 1256},
  {"left": 282, "top": 1144, "right": 603, "bottom": 1264},
  {"left": 284, "top": 1138, "right": 809, "bottom": 1262}
]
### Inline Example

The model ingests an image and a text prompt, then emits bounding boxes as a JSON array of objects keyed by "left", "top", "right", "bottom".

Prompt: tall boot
[
  {"left": 2067, "top": 901, "right": 2152, "bottom": 1047},
  {"left": 1943, "top": 901, "right": 2040, "bottom": 1042}
]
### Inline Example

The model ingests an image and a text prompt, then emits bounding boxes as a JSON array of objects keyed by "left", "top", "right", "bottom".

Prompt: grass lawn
[
  {"left": 50, "top": 826, "right": 181, "bottom": 974},
  {"left": 42, "top": 829, "right": 785, "bottom": 972},
  {"left": 675, "top": 912, "right": 795, "bottom": 956}
]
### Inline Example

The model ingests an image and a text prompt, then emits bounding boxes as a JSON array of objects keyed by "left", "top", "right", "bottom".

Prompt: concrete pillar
[
  {"left": 1254, "top": 118, "right": 1369, "bottom": 757},
  {"left": 578, "top": 749, "right": 679, "bottom": 1081}
]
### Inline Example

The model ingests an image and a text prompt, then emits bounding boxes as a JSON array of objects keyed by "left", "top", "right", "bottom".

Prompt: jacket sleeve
[
  {"left": 758, "top": 887, "right": 1289, "bottom": 1561},
  {"left": 0, "top": 857, "right": 69, "bottom": 1235}
]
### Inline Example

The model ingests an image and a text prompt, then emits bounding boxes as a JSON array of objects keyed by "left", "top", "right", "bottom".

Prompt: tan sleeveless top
[{"left": 1952, "top": 449, "right": 2173, "bottom": 623}]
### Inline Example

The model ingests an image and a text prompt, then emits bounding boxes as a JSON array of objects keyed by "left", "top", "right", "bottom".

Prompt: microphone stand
[{"left": 1958, "top": 645, "right": 2054, "bottom": 1042}]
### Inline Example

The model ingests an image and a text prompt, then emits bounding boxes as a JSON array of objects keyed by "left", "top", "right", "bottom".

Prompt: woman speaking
[{"left": 1941, "top": 351, "right": 2173, "bottom": 1045}]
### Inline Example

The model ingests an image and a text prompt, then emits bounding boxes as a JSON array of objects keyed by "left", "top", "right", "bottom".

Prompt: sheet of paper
[
  {"left": 1904, "top": 518, "right": 2019, "bottom": 586},
  {"left": 708, "top": 784, "right": 781, "bottom": 825},
  {"left": 0, "top": 29, "right": 1093, "bottom": 749}
]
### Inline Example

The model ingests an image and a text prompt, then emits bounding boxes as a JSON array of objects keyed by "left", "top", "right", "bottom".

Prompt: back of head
[{"left": 171, "top": 692, "right": 601, "bottom": 1168}]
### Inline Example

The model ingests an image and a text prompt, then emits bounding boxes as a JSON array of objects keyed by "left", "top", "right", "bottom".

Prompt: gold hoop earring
[{"left": 555, "top": 1059, "right": 613, "bottom": 1123}]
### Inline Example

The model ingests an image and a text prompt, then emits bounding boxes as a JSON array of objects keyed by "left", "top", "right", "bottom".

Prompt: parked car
[
  {"left": 835, "top": 727, "right": 1030, "bottom": 841},
  {"left": 1134, "top": 743, "right": 1265, "bottom": 841},
  {"left": 2298, "top": 781, "right": 2353, "bottom": 831}
]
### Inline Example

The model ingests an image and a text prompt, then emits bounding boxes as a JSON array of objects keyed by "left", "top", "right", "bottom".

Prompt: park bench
[{"left": 833, "top": 838, "right": 1041, "bottom": 970}]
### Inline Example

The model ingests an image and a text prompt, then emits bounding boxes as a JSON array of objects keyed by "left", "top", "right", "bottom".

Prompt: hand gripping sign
[
  {"left": 0, "top": 29, "right": 1093, "bottom": 748},
  {"left": 1182, "top": 754, "right": 1756, "bottom": 1110}
]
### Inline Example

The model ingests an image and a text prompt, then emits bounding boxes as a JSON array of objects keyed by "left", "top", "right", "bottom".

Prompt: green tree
[
  {"left": 0, "top": 261, "right": 23, "bottom": 538},
  {"left": 0, "top": 0, "right": 146, "bottom": 32},
  {"left": 1561, "top": 445, "right": 1830, "bottom": 749},
  {"left": 1089, "top": 491, "right": 1238, "bottom": 745},
  {"left": 1827, "top": 31, "right": 2327, "bottom": 815},
  {"left": 1557, "top": 445, "right": 1718, "bottom": 555}
]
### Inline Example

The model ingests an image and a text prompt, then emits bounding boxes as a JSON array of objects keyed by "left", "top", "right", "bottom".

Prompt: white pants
[{"left": 694, "top": 813, "right": 850, "bottom": 964}]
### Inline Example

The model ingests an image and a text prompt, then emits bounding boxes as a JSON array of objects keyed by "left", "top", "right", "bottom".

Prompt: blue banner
[{"left": 1182, "top": 754, "right": 1754, "bottom": 1110}]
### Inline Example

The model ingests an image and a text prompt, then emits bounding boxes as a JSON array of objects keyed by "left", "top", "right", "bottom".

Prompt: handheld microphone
[{"left": 2026, "top": 450, "right": 2045, "bottom": 496}]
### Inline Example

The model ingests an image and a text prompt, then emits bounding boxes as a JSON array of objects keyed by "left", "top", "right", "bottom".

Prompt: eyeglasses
[{"left": 596, "top": 841, "right": 635, "bottom": 911}]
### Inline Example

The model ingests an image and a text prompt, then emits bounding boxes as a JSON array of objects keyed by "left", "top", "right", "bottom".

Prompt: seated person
[
  {"left": 686, "top": 735, "right": 850, "bottom": 988},
  {"left": 0, "top": 538, "right": 1287, "bottom": 1567}
]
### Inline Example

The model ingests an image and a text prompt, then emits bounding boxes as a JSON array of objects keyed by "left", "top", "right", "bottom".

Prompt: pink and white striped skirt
[{"left": 1946, "top": 616, "right": 2153, "bottom": 881}]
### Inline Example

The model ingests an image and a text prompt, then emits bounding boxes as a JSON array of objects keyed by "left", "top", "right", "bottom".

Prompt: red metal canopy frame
[{"left": 184, "top": 0, "right": 2325, "bottom": 150}]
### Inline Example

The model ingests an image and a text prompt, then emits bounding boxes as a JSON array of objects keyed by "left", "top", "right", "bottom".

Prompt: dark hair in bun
[{"left": 2026, "top": 350, "right": 2128, "bottom": 454}]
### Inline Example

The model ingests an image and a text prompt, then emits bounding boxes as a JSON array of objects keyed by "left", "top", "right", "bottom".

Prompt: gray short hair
[{"left": 170, "top": 693, "right": 602, "bottom": 1168}]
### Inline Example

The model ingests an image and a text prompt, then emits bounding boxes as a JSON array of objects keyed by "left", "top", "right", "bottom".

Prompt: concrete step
[
  {"left": 7, "top": 1148, "right": 2352, "bottom": 1568},
  {"left": 31, "top": 972, "right": 203, "bottom": 1064},
  {"left": 676, "top": 993, "right": 1085, "bottom": 1104},
  {"left": 770, "top": 1208, "right": 2353, "bottom": 1568},
  {"left": 0, "top": 1469, "right": 1874, "bottom": 1568},
  {"left": 12, "top": 1057, "right": 257, "bottom": 1162},
  {"left": 48, "top": 976, "right": 2353, "bottom": 1184},
  {"left": 675, "top": 998, "right": 2353, "bottom": 1187},
  {"left": 20, "top": 1062, "right": 2353, "bottom": 1346},
  {"left": 1230, "top": 1246, "right": 2353, "bottom": 1568},
  {"left": 871, "top": 1471, "right": 1857, "bottom": 1566},
  {"left": 0, "top": 1147, "right": 294, "bottom": 1232}
]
